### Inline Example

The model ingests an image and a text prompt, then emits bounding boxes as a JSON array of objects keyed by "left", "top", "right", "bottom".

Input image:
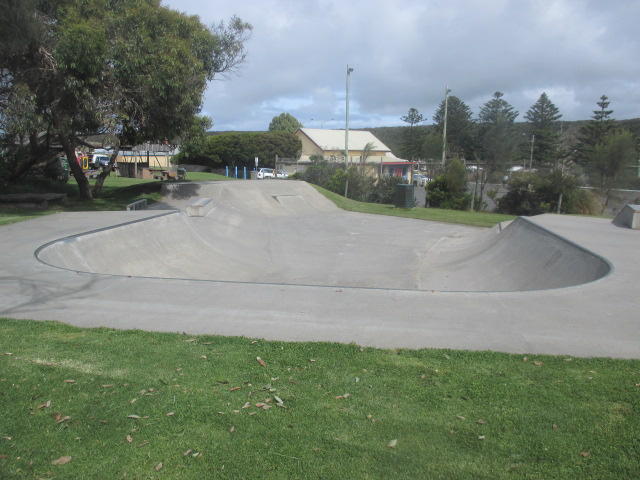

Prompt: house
[{"left": 288, "top": 128, "right": 415, "bottom": 180}]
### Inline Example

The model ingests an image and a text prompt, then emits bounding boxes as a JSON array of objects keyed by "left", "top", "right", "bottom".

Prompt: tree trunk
[
  {"left": 92, "top": 146, "right": 121, "bottom": 198},
  {"left": 61, "top": 136, "right": 93, "bottom": 200}
]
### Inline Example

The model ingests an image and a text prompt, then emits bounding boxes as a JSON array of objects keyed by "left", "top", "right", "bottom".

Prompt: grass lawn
[
  {"left": 0, "top": 173, "right": 231, "bottom": 226},
  {"left": 313, "top": 185, "right": 516, "bottom": 228},
  {"left": 0, "top": 319, "right": 638, "bottom": 479}
]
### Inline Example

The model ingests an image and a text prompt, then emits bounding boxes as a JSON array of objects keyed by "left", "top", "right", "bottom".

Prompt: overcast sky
[{"left": 162, "top": 0, "right": 640, "bottom": 131}]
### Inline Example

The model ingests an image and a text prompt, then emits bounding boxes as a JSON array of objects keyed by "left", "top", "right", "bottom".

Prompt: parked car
[
  {"left": 412, "top": 174, "right": 431, "bottom": 187},
  {"left": 257, "top": 168, "right": 275, "bottom": 179},
  {"left": 276, "top": 170, "right": 288, "bottom": 179},
  {"left": 91, "top": 154, "right": 110, "bottom": 169}
]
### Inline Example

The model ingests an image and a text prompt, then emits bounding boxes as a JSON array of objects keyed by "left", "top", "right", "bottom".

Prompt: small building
[{"left": 290, "top": 128, "right": 415, "bottom": 180}]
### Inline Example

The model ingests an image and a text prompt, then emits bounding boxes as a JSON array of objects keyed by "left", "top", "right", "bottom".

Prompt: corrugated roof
[{"left": 298, "top": 128, "right": 393, "bottom": 153}]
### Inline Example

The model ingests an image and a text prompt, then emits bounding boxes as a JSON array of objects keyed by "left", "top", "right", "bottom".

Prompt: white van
[{"left": 91, "top": 154, "right": 110, "bottom": 169}]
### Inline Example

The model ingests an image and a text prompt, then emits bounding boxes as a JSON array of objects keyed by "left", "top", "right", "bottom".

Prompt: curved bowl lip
[{"left": 34, "top": 212, "right": 614, "bottom": 294}]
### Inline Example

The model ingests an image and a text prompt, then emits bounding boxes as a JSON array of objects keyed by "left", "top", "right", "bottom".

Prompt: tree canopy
[
  {"left": 0, "top": 0, "right": 251, "bottom": 198},
  {"left": 400, "top": 107, "right": 425, "bottom": 160},
  {"left": 576, "top": 95, "right": 616, "bottom": 165},
  {"left": 523, "top": 92, "right": 562, "bottom": 168},
  {"left": 433, "top": 96, "right": 475, "bottom": 160},
  {"left": 188, "top": 131, "right": 302, "bottom": 169},
  {"left": 268, "top": 113, "right": 303, "bottom": 133}
]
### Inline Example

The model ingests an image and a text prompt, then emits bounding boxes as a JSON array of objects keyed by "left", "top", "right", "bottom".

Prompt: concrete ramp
[
  {"left": 159, "top": 180, "right": 339, "bottom": 217},
  {"left": 612, "top": 204, "right": 640, "bottom": 229},
  {"left": 420, "top": 217, "right": 611, "bottom": 291}
]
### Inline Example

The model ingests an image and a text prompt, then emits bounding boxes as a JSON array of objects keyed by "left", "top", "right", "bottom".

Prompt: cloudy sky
[{"left": 163, "top": 0, "right": 640, "bottom": 131}]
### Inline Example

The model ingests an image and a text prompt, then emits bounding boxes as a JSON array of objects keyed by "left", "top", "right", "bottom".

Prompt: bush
[
  {"left": 370, "top": 175, "right": 407, "bottom": 204},
  {"left": 425, "top": 159, "right": 471, "bottom": 210},
  {"left": 497, "top": 171, "right": 599, "bottom": 215}
]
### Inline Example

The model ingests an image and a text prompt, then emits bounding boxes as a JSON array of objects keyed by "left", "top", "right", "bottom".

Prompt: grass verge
[
  {"left": 0, "top": 319, "right": 638, "bottom": 479},
  {"left": 312, "top": 185, "right": 516, "bottom": 227}
]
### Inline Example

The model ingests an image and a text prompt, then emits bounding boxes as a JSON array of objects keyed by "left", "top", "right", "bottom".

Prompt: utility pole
[
  {"left": 529, "top": 134, "right": 535, "bottom": 170},
  {"left": 441, "top": 86, "right": 451, "bottom": 167},
  {"left": 344, "top": 64, "right": 353, "bottom": 197}
]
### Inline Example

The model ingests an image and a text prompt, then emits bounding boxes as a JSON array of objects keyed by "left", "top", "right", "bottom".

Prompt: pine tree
[
  {"left": 576, "top": 95, "right": 616, "bottom": 165},
  {"left": 523, "top": 93, "right": 562, "bottom": 168},
  {"left": 433, "top": 96, "right": 475, "bottom": 161},
  {"left": 400, "top": 107, "right": 425, "bottom": 160}
]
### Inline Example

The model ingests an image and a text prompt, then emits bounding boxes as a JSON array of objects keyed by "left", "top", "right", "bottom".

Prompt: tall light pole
[
  {"left": 345, "top": 65, "right": 354, "bottom": 167},
  {"left": 529, "top": 134, "right": 535, "bottom": 170},
  {"left": 441, "top": 86, "right": 451, "bottom": 167},
  {"left": 344, "top": 64, "right": 353, "bottom": 197}
]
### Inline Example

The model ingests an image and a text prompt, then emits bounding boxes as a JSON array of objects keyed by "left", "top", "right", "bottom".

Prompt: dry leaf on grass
[
  {"left": 51, "top": 456, "right": 72, "bottom": 465},
  {"left": 155, "top": 462, "right": 163, "bottom": 471},
  {"left": 64, "top": 380, "right": 76, "bottom": 384},
  {"left": 256, "top": 357, "right": 266, "bottom": 367},
  {"left": 126, "top": 435, "right": 133, "bottom": 443},
  {"left": 387, "top": 439, "right": 397, "bottom": 448}
]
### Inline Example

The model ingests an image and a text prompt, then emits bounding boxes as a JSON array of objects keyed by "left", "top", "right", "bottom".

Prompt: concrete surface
[
  {"left": 613, "top": 204, "right": 640, "bottom": 229},
  {"left": 1, "top": 180, "right": 639, "bottom": 358}
]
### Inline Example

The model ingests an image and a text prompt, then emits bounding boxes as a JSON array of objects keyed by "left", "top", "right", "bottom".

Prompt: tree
[
  {"left": 268, "top": 113, "right": 303, "bottom": 133},
  {"left": 590, "top": 130, "right": 637, "bottom": 209},
  {"left": 192, "top": 131, "right": 301, "bottom": 169},
  {"left": 478, "top": 92, "right": 519, "bottom": 126},
  {"left": 425, "top": 158, "right": 470, "bottom": 210},
  {"left": 400, "top": 107, "right": 425, "bottom": 159},
  {"left": 359, "top": 142, "right": 376, "bottom": 169},
  {"left": 576, "top": 95, "right": 616, "bottom": 165},
  {"left": 0, "top": 0, "right": 252, "bottom": 199},
  {"left": 433, "top": 96, "right": 475, "bottom": 161},
  {"left": 474, "top": 92, "right": 520, "bottom": 207},
  {"left": 523, "top": 93, "right": 562, "bottom": 169}
]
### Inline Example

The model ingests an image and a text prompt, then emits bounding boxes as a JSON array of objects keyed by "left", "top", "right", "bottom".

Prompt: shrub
[
  {"left": 497, "top": 171, "right": 599, "bottom": 215},
  {"left": 425, "top": 159, "right": 471, "bottom": 210}
]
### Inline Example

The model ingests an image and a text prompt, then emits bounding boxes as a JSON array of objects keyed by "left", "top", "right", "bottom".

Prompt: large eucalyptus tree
[{"left": 1, "top": 0, "right": 251, "bottom": 199}]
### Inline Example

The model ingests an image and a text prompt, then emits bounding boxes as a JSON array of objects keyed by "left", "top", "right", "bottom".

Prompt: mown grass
[
  {"left": 0, "top": 173, "right": 231, "bottom": 225},
  {"left": 313, "top": 185, "right": 516, "bottom": 227},
  {"left": 0, "top": 318, "right": 638, "bottom": 479}
]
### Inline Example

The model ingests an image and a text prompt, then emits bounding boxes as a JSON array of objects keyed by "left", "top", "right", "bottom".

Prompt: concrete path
[{"left": 1, "top": 180, "right": 638, "bottom": 358}]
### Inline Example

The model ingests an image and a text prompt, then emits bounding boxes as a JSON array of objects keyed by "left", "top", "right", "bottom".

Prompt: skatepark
[{"left": 1, "top": 180, "right": 638, "bottom": 358}]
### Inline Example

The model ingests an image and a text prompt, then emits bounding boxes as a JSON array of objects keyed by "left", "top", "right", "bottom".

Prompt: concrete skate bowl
[{"left": 36, "top": 181, "right": 611, "bottom": 292}]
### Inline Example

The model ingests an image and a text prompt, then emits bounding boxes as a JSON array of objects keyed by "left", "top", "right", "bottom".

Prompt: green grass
[
  {"left": 0, "top": 318, "right": 638, "bottom": 479},
  {"left": 313, "top": 185, "right": 516, "bottom": 227},
  {"left": 0, "top": 173, "right": 235, "bottom": 226},
  {"left": 182, "top": 171, "right": 235, "bottom": 182}
]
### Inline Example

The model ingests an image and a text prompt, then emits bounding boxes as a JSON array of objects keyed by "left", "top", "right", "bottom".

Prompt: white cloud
[{"left": 163, "top": 0, "right": 640, "bottom": 130}]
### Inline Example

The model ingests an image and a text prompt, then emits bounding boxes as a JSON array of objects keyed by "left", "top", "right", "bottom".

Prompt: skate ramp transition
[{"left": 36, "top": 181, "right": 611, "bottom": 292}]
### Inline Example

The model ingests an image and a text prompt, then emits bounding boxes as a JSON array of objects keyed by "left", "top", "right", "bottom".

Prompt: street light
[
  {"left": 441, "top": 86, "right": 451, "bottom": 167},
  {"left": 345, "top": 65, "right": 354, "bottom": 167},
  {"left": 529, "top": 134, "right": 535, "bottom": 170}
]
